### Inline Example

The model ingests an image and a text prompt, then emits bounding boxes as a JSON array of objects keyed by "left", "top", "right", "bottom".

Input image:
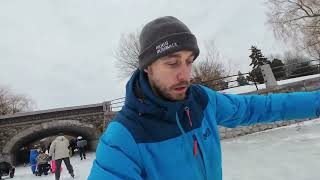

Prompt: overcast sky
[{"left": 0, "top": 0, "right": 287, "bottom": 110}]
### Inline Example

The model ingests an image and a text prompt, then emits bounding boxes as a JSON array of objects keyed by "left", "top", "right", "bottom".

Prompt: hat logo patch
[{"left": 156, "top": 41, "right": 178, "bottom": 54}]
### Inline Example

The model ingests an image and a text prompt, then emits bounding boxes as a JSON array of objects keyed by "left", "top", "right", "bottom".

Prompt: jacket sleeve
[
  {"left": 88, "top": 122, "right": 144, "bottom": 180},
  {"left": 203, "top": 86, "right": 320, "bottom": 128},
  {"left": 49, "top": 141, "right": 55, "bottom": 158},
  {"left": 66, "top": 138, "right": 70, "bottom": 147}
]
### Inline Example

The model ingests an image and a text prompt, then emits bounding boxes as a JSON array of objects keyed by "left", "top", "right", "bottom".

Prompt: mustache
[{"left": 172, "top": 81, "right": 190, "bottom": 89}]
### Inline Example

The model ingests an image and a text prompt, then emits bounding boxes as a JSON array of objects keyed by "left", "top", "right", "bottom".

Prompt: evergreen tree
[
  {"left": 247, "top": 46, "right": 270, "bottom": 84},
  {"left": 236, "top": 71, "right": 249, "bottom": 86},
  {"left": 270, "top": 58, "right": 286, "bottom": 80},
  {"left": 249, "top": 46, "right": 270, "bottom": 68},
  {"left": 290, "top": 61, "right": 318, "bottom": 78},
  {"left": 247, "top": 68, "right": 264, "bottom": 84}
]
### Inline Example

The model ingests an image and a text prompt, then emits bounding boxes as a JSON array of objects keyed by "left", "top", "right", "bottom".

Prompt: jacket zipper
[
  {"left": 193, "top": 134, "right": 207, "bottom": 179},
  {"left": 184, "top": 107, "right": 193, "bottom": 127},
  {"left": 184, "top": 106, "right": 197, "bottom": 156},
  {"left": 185, "top": 106, "right": 207, "bottom": 179}
]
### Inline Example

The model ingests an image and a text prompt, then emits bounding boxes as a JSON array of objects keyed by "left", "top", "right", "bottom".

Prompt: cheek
[
  {"left": 152, "top": 71, "right": 176, "bottom": 89},
  {"left": 158, "top": 71, "right": 177, "bottom": 85},
  {"left": 184, "top": 66, "right": 193, "bottom": 78}
]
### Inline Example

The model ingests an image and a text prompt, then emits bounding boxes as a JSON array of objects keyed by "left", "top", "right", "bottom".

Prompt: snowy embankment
[
  {"left": 11, "top": 118, "right": 320, "bottom": 180},
  {"left": 222, "top": 118, "right": 320, "bottom": 180}
]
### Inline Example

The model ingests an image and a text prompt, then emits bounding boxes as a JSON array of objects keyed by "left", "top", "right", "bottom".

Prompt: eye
[
  {"left": 186, "top": 59, "right": 194, "bottom": 65},
  {"left": 166, "top": 59, "right": 178, "bottom": 66},
  {"left": 168, "top": 62, "right": 177, "bottom": 66}
]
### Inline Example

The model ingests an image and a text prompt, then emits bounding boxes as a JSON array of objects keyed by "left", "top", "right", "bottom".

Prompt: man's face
[{"left": 144, "top": 50, "right": 195, "bottom": 101}]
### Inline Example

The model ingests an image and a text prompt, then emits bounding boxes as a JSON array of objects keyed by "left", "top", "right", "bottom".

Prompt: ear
[{"left": 144, "top": 66, "right": 150, "bottom": 74}]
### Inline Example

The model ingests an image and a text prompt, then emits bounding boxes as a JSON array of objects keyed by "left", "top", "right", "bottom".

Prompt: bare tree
[
  {"left": 266, "top": 0, "right": 320, "bottom": 58},
  {"left": 0, "top": 86, "right": 34, "bottom": 116},
  {"left": 115, "top": 30, "right": 140, "bottom": 79},
  {"left": 192, "top": 40, "right": 231, "bottom": 90}
]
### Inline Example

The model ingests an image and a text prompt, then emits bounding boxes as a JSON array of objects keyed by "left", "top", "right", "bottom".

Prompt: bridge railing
[
  {"left": 110, "top": 97, "right": 125, "bottom": 112},
  {"left": 109, "top": 59, "right": 320, "bottom": 111},
  {"left": 108, "top": 72, "right": 257, "bottom": 111}
]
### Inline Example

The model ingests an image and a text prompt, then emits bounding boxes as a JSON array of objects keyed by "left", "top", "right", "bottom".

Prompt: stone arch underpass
[
  {"left": 2, "top": 120, "right": 100, "bottom": 165},
  {"left": 0, "top": 102, "right": 116, "bottom": 165}
]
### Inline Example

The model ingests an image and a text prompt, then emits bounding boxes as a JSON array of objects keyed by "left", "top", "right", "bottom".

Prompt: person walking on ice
[
  {"left": 76, "top": 136, "right": 87, "bottom": 160},
  {"left": 49, "top": 133, "right": 75, "bottom": 180}
]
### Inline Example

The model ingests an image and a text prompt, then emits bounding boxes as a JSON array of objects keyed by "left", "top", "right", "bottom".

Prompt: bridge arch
[{"left": 2, "top": 120, "right": 100, "bottom": 164}]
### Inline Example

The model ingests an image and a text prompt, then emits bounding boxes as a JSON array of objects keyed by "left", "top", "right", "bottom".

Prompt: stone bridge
[{"left": 0, "top": 102, "right": 116, "bottom": 165}]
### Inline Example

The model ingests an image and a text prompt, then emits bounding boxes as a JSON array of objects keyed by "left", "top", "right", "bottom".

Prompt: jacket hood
[
  {"left": 56, "top": 136, "right": 66, "bottom": 141},
  {"left": 122, "top": 69, "right": 196, "bottom": 123},
  {"left": 116, "top": 69, "right": 208, "bottom": 143}
]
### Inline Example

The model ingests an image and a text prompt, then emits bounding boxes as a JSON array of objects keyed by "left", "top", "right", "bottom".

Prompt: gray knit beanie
[{"left": 138, "top": 16, "right": 199, "bottom": 70}]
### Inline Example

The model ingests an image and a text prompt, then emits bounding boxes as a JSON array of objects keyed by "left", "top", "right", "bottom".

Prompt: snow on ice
[{"left": 9, "top": 118, "right": 320, "bottom": 180}]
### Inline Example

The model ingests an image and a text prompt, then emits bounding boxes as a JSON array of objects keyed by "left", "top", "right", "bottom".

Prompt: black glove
[{"left": 48, "top": 156, "right": 52, "bottom": 161}]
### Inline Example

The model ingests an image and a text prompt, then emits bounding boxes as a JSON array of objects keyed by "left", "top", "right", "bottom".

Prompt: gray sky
[{"left": 0, "top": 0, "right": 287, "bottom": 110}]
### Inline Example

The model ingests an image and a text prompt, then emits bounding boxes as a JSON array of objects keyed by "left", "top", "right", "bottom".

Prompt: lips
[
  {"left": 174, "top": 86, "right": 187, "bottom": 92},
  {"left": 172, "top": 81, "right": 190, "bottom": 93}
]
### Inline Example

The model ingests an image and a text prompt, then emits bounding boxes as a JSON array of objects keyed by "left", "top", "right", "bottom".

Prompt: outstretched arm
[{"left": 203, "top": 87, "right": 320, "bottom": 128}]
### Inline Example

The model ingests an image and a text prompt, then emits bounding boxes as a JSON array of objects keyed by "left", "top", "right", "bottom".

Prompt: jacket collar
[{"left": 123, "top": 69, "right": 194, "bottom": 121}]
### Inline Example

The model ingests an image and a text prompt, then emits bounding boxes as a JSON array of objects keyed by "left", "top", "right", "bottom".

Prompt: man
[
  {"left": 68, "top": 138, "right": 77, "bottom": 156},
  {"left": 19, "top": 146, "right": 29, "bottom": 167},
  {"left": 89, "top": 16, "right": 320, "bottom": 180},
  {"left": 76, "top": 136, "right": 87, "bottom": 160},
  {"left": 49, "top": 133, "right": 75, "bottom": 180}
]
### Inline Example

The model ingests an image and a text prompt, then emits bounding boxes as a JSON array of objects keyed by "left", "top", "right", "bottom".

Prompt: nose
[{"left": 176, "top": 64, "right": 191, "bottom": 81}]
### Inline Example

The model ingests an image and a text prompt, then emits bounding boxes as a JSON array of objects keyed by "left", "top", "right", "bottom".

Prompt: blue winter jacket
[{"left": 89, "top": 70, "right": 320, "bottom": 180}]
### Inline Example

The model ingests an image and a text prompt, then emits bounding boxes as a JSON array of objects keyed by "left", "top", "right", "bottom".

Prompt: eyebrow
[{"left": 164, "top": 53, "right": 195, "bottom": 60}]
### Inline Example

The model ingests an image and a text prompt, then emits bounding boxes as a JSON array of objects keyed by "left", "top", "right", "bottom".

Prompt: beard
[{"left": 149, "top": 78, "right": 190, "bottom": 101}]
